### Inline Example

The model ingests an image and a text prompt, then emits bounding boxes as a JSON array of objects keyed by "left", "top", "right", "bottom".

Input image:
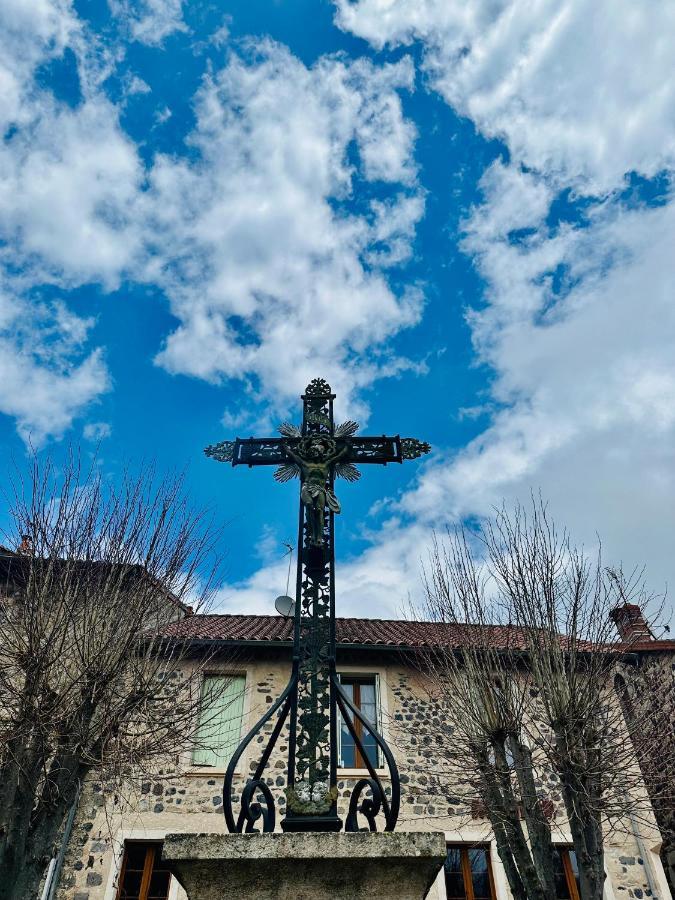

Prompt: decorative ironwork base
[{"left": 281, "top": 814, "right": 343, "bottom": 832}]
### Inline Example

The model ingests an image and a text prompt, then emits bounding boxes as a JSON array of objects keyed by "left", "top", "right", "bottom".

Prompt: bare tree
[
  {"left": 414, "top": 499, "right": 666, "bottom": 900},
  {"left": 416, "top": 530, "right": 557, "bottom": 900},
  {"left": 0, "top": 452, "right": 226, "bottom": 900}
]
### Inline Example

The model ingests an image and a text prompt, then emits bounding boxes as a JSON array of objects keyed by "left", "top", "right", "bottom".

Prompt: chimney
[
  {"left": 17, "top": 535, "right": 33, "bottom": 555},
  {"left": 610, "top": 604, "right": 653, "bottom": 643}
]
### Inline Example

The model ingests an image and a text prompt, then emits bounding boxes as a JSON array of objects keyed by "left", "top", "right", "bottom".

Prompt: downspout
[
  {"left": 622, "top": 792, "right": 661, "bottom": 900},
  {"left": 40, "top": 860, "right": 56, "bottom": 900},
  {"left": 42, "top": 781, "right": 82, "bottom": 900}
]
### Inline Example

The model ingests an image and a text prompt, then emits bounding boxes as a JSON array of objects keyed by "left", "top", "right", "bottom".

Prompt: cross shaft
[{"left": 205, "top": 378, "right": 430, "bottom": 833}]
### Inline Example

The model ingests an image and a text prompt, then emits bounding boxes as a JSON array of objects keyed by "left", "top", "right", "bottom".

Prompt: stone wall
[
  {"left": 54, "top": 649, "right": 672, "bottom": 900},
  {"left": 615, "top": 648, "right": 675, "bottom": 894}
]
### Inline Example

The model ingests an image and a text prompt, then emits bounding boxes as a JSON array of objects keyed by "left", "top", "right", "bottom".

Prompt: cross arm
[
  {"left": 204, "top": 435, "right": 431, "bottom": 467},
  {"left": 204, "top": 438, "right": 291, "bottom": 466},
  {"left": 344, "top": 436, "right": 431, "bottom": 465}
]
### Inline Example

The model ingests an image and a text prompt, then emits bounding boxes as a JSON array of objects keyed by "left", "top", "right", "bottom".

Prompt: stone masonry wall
[
  {"left": 616, "top": 649, "right": 675, "bottom": 895},
  {"left": 54, "top": 650, "right": 672, "bottom": 900}
]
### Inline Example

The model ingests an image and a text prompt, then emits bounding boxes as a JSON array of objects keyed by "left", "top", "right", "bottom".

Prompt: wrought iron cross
[{"left": 205, "top": 378, "right": 430, "bottom": 833}]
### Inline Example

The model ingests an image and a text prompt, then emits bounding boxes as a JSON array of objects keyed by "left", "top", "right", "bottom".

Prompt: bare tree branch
[
  {"left": 0, "top": 450, "right": 229, "bottom": 900},
  {"left": 404, "top": 498, "right": 672, "bottom": 900}
]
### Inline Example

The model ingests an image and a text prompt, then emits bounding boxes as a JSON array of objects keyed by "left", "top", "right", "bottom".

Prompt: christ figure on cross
[{"left": 283, "top": 435, "right": 349, "bottom": 545}]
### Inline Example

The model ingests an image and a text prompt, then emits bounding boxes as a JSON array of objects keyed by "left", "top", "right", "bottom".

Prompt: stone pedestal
[{"left": 162, "top": 831, "right": 447, "bottom": 900}]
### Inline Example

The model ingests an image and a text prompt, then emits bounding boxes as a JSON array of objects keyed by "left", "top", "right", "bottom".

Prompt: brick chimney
[
  {"left": 610, "top": 604, "right": 653, "bottom": 643},
  {"left": 17, "top": 535, "right": 33, "bottom": 555}
]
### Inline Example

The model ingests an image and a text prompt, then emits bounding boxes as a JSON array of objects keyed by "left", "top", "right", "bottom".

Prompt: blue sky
[{"left": 1, "top": 0, "right": 674, "bottom": 619}]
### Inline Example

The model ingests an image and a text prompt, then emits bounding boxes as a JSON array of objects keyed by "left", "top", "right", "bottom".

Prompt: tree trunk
[
  {"left": 0, "top": 754, "right": 82, "bottom": 900},
  {"left": 0, "top": 755, "right": 48, "bottom": 900},
  {"left": 490, "top": 817, "right": 529, "bottom": 900},
  {"left": 0, "top": 853, "right": 46, "bottom": 900},
  {"left": 558, "top": 762, "right": 605, "bottom": 900},
  {"left": 509, "top": 736, "right": 557, "bottom": 897},
  {"left": 479, "top": 749, "right": 549, "bottom": 900}
]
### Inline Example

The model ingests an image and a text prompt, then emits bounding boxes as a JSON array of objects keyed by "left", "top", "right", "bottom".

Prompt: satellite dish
[{"left": 275, "top": 595, "right": 296, "bottom": 618}]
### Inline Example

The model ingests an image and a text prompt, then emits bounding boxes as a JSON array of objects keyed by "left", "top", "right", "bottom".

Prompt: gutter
[
  {"left": 150, "top": 637, "right": 427, "bottom": 654},
  {"left": 42, "top": 781, "right": 82, "bottom": 900},
  {"left": 628, "top": 808, "right": 661, "bottom": 899},
  {"left": 155, "top": 638, "right": 646, "bottom": 666}
]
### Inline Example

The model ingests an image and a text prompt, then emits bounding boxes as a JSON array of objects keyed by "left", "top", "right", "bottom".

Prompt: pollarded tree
[
  {"left": 415, "top": 529, "right": 557, "bottom": 900},
  {"left": 0, "top": 452, "right": 226, "bottom": 900},
  {"left": 414, "top": 499, "right": 666, "bottom": 900}
]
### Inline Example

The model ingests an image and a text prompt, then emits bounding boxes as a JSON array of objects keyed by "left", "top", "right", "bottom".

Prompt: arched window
[{"left": 613, "top": 673, "right": 635, "bottom": 725}]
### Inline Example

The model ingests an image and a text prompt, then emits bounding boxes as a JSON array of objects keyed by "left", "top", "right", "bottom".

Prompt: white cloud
[
  {"left": 0, "top": 96, "right": 143, "bottom": 287},
  {"left": 125, "top": 75, "right": 151, "bottom": 96},
  {"left": 108, "top": 0, "right": 187, "bottom": 46},
  {"left": 0, "top": 16, "right": 425, "bottom": 442},
  {"left": 0, "top": 0, "right": 117, "bottom": 442},
  {"left": 227, "top": 175, "right": 675, "bottom": 615},
  {"left": 83, "top": 421, "right": 112, "bottom": 441},
  {"left": 7, "top": 0, "right": 672, "bottom": 623},
  {"left": 214, "top": 520, "right": 432, "bottom": 618},
  {"left": 330, "top": 0, "right": 675, "bottom": 606},
  {"left": 335, "top": 0, "right": 675, "bottom": 194},
  {"left": 394, "top": 168, "right": 675, "bottom": 598},
  {"left": 145, "top": 44, "right": 423, "bottom": 421},
  {"left": 0, "top": 0, "right": 78, "bottom": 131},
  {"left": 0, "top": 286, "right": 109, "bottom": 444},
  {"left": 210, "top": 18, "right": 231, "bottom": 49}
]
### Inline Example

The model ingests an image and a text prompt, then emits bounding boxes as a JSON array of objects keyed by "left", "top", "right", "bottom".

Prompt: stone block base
[{"left": 162, "top": 831, "right": 446, "bottom": 900}]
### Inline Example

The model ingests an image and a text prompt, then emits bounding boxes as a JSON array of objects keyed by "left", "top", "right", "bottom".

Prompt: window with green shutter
[{"left": 192, "top": 674, "right": 246, "bottom": 767}]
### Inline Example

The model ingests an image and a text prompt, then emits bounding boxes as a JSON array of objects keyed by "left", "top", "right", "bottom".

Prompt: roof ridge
[{"left": 196, "top": 612, "right": 513, "bottom": 627}]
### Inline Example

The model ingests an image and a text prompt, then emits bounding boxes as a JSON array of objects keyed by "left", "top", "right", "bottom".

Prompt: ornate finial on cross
[{"left": 205, "top": 379, "right": 430, "bottom": 833}]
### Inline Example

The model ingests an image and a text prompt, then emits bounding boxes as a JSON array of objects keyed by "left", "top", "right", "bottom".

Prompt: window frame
[
  {"left": 189, "top": 669, "right": 249, "bottom": 775},
  {"left": 336, "top": 669, "right": 386, "bottom": 772},
  {"left": 443, "top": 844, "right": 496, "bottom": 900},
  {"left": 554, "top": 846, "right": 581, "bottom": 900},
  {"left": 115, "top": 841, "right": 171, "bottom": 900}
]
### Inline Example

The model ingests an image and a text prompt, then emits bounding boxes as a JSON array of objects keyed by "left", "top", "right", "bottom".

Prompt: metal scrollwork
[
  {"left": 278, "top": 422, "right": 302, "bottom": 438},
  {"left": 240, "top": 779, "right": 276, "bottom": 833},
  {"left": 346, "top": 778, "right": 384, "bottom": 832},
  {"left": 333, "top": 673, "right": 400, "bottom": 832},
  {"left": 204, "top": 440, "right": 235, "bottom": 462},
  {"left": 334, "top": 462, "right": 360, "bottom": 482},
  {"left": 223, "top": 673, "right": 296, "bottom": 834},
  {"left": 334, "top": 420, "right": 359, "bottom": 438},
  {"left": 401, "top": 438, "right": 432, "bottom": 459},
  {"left": 347, "top": 437, "right": 401, "bottom": 463},
  {"left": 235, "top": 439, "right": 287, "bottom": 465},
  {"left": 304, "top": 377, "right": 333, "bottom": 397}
]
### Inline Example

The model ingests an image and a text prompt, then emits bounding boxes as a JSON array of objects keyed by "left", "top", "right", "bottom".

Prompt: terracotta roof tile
[
  {"left": 160, "top": 614, "right": 675, "bottom": 654},
  {"left": 162, "top": 614, "right": 535, "bottom": 650}
]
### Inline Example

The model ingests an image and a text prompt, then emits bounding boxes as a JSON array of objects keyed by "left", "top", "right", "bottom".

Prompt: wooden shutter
[{"left": 192, "top": 675, "right": 245, "bottom": 767}]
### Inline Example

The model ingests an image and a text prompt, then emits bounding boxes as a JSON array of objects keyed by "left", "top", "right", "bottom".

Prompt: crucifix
[{"left": 205, "top": 378, "right": 430, "bottom": 833}]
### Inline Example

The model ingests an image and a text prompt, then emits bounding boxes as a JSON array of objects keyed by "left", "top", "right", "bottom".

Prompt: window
[
  {"left": 444, "top": 845, "right": 495, "bottom": 900},
  {"left": 116, "top": 842, "right": 171, "bottom": 900},
  {"left": 338, "top": 674, "right": 379, "bottom": 769},
  {"left": 192, "top": 674, "right": 245, "bottom": 768},
  {"left": 553, "top": 847, "right": 581, "bottom": 900}
]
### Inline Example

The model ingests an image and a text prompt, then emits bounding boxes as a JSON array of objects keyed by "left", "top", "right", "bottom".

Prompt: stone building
[
  {"left": 611, "top": 604, "right": 675, "bottom": 894},
  {"left": 49, "top": 610, "right": 675, "bottom": 900}
]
